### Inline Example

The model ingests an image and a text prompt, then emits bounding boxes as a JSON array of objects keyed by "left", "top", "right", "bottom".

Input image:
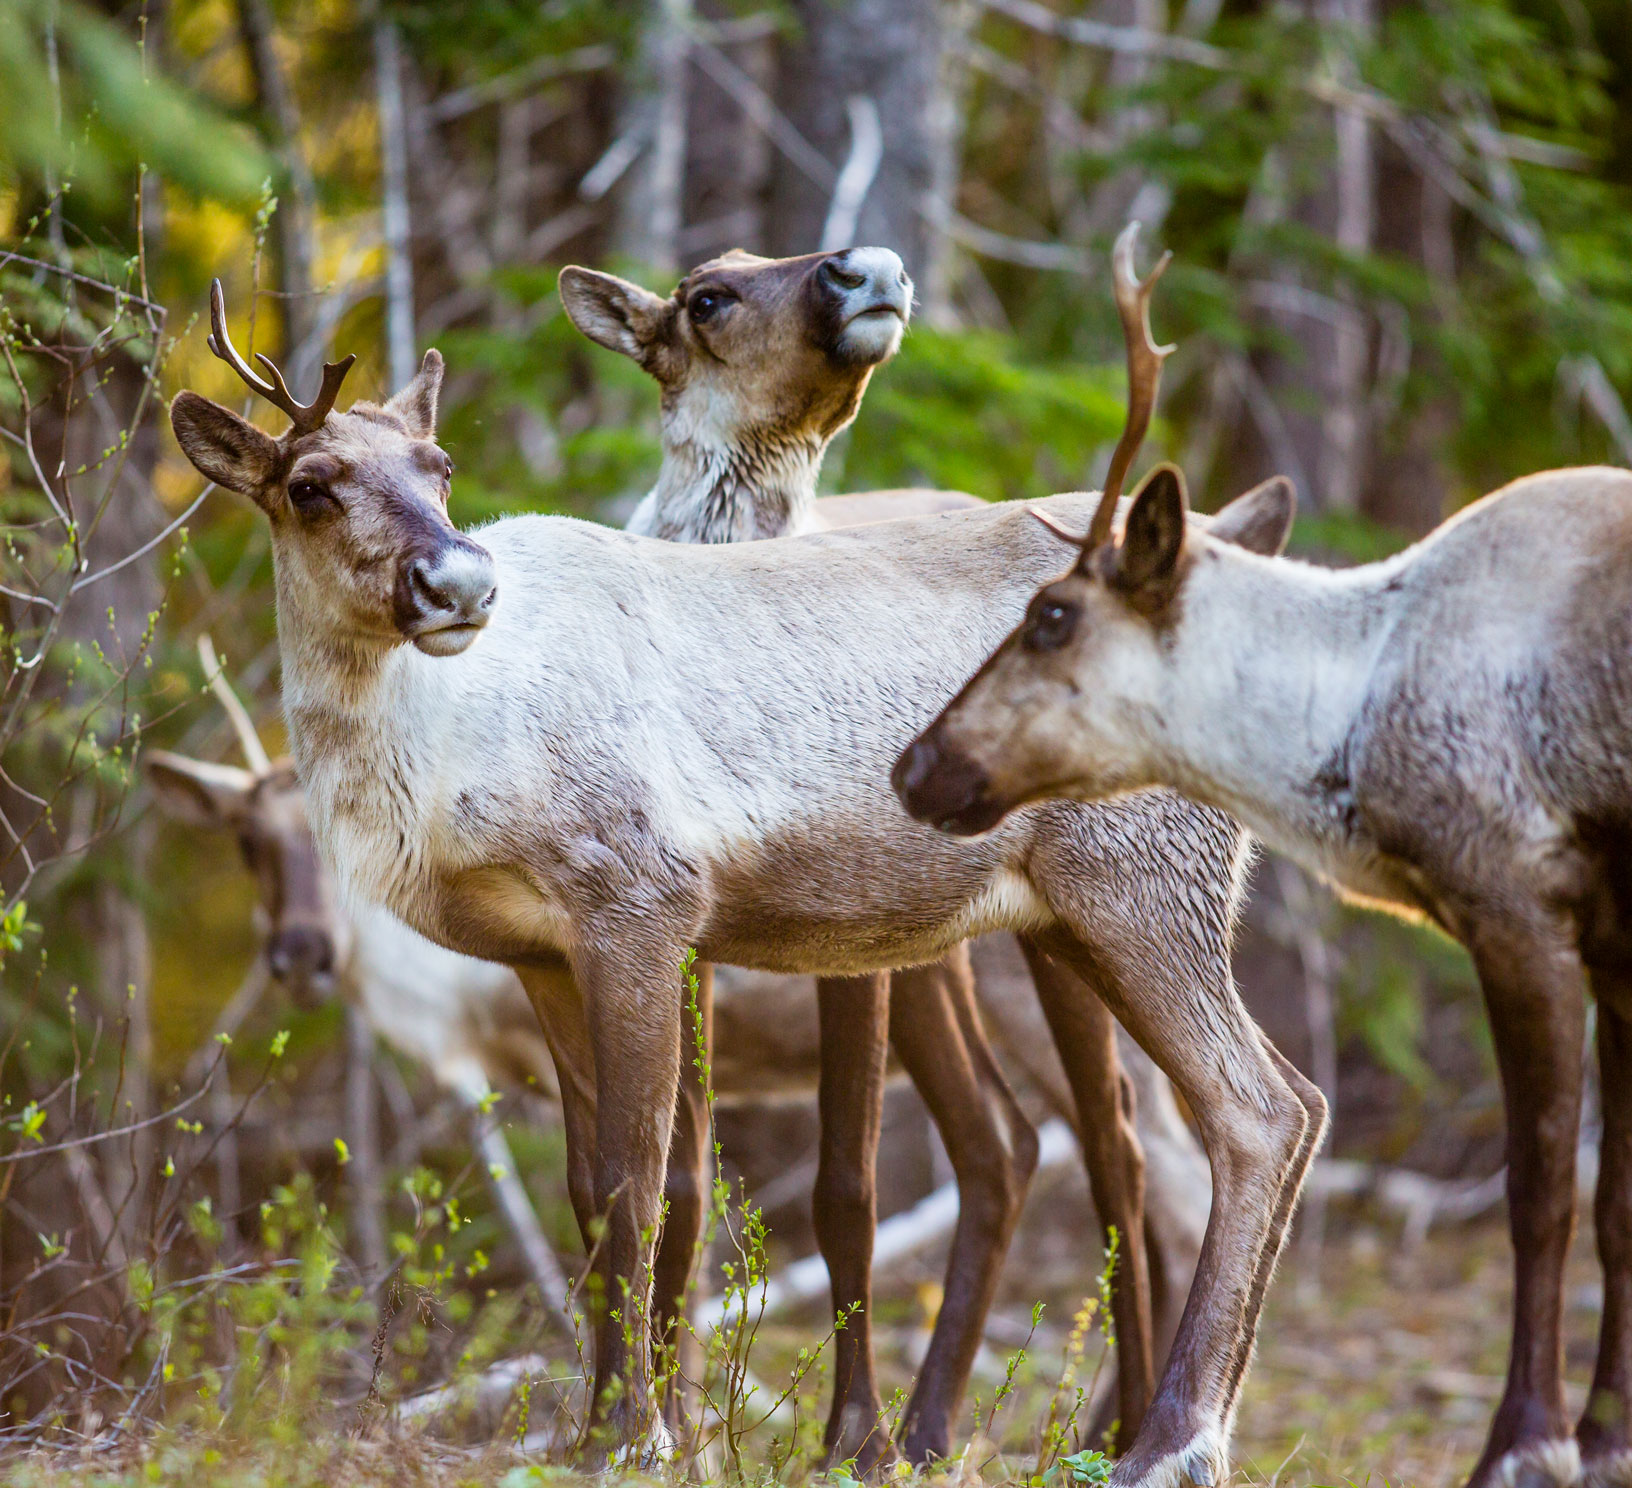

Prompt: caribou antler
[
  {"left": 1083, "top": 222, "right": 1175, "bottom": 551},
  {"left": 197, "top": 634, "right": 273, "bottom": 778},
  {"left": 1031, "top": 507, "right": 1089, "bottom": 546},
  {"left": 206, "top": 278, "right": 355, "bottom": 435}
]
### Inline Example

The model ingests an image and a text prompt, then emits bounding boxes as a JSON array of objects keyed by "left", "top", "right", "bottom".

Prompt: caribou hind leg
[
  {"left": 812, "top": 972, "right": 898, "bottom": 1473},
  {"left": 889, "top": 947, "right": 1040, "bottom": 1464},
  {"left": 1464, "top": 907, "right": 1586, "bottom": 1488},
  {"left": 1581, "top": 990, "right": 1632, "bottom": 1488},
  {"left": 1020, "top": 936, "right": 1156, "bottom": 1452},
  {"left": 1214, "top": 1036, "right": 1327, "bottom": 1436},
  {"left": 652, "top": 961, "right": 715, "bottom": 1425},
  {"left": 1578, "top": 836, "right": 1632, "bottom": 1488},
  {"left": 1089, "top": 1030, "right": 1325, "bottom": 1460}
]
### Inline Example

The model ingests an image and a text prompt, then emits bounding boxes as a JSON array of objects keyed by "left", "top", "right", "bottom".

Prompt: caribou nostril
[
  {"left": 894, "top": 737, "right": 937, "bottom": 796},
  {"left": 821, "top": 258, "right": 866, "bottom": 291},
  {"left": 410, "top": 557, "right": 454, "bottom": 613}
]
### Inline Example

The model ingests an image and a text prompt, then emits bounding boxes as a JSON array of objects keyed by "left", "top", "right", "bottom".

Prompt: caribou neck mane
[
  {"left": 633, "top": 419, "right": 829, "bottom": 543},
  {"left": 273, "top": 598, "right": 454, "bottom": 916}
]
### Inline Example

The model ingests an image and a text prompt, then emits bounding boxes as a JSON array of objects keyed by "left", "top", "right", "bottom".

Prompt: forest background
[{"left": 2, "top": 1, "right": 1631, "bottom": 1483}]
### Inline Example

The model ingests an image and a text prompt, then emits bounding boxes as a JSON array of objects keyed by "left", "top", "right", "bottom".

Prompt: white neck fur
[
  {"left": 632, "top": 421, "right": 829, "bottom": 544},
  {"left": 1150, "top": 543, "right": 1402, "bottom": 867}
]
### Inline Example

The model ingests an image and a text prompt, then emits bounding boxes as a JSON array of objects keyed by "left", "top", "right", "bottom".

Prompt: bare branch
[
  {"left": 820, "top": 97, "right": 884, "bottom": 252},
  {"left": 978, "top": 0, "right": 1230, "bottom": 69},
  {"left": 68, "top": 483, "right": 214, "bottom": 596},
  {"left": 690, "top": 35, "right": 836, "bottom": 190},
  {"left": 948, "top": 213, "right": 1093, "bottom": 272},
  {"left": 426, "top": 44, "right": 616, "bottom": 122},
  {"left": 0, "top": 1081, "right": 212, "bottom": 1166},
  {"left": 197, "top": 634, "right": 274, "bottom": 776}
]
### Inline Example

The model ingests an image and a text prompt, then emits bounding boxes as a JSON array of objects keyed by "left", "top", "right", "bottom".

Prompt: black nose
[
  {"left": 893, "top": 734, "right": 996, "bottom": 834},
  {"left": 409, "top": 556, "right": 455, "bottom": 613},
  {"left": 267, "top": 926, "right": 334, "bottom": 984}
]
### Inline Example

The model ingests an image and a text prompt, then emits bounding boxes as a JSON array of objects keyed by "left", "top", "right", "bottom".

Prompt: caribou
[
  {"left": 166, "top": 252, "right": 1319, "bottom": 1487},
  {"left": 559, "top": 241, "right": 1209, "bottom": 1459},
  {"left": 146, "top": 242, "right": 1194, "bottom": 1468},
  {"left": 566, "top": 244, "right": 1038, "bottom": 1467},
  {"left": 895, "top": 455, "right": 1632, "bottom": 1488}
]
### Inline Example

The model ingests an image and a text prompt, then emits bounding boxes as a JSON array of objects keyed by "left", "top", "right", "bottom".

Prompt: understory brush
[{"left": 0, "top": 950, "right": 1125, "bottom": 1488}]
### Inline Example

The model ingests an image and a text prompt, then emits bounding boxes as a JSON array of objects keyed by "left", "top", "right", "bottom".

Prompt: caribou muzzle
[
  {"left": 892, "top": 731, "right": 1009, "bottom": 838},
  {"left": 267, "top": 923, "right": 337, "bottom": 1006},
  {"left": 821, "top": 247, "right": 912, "bottom": 364},
  {"left": 395, "top": 536, "right": 498, "bottom": 656}
]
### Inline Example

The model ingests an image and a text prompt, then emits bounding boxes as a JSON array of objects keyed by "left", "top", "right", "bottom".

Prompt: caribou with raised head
[
  {"left": 560, "top": 241, "right": 1209, "bottom": 1461},
  {"left": 896, "top": 452, "right": 1632, "bottom": 1488},
  {"left": 166, "top": 248, "right": 1318, "bottom": 1488},
  {"left": 567, "top": 244, "right": 1037, "bottom": 1468}
]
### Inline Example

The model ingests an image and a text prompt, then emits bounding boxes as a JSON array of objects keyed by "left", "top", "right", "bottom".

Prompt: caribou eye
[
  {"left": 288, "top": 479, "right": 333, "bottom": 513},
  {"left": 1023, "top": 598, "right": 1079, "bottom": 652},
  {"left": 688, "top": 290, "right": 733, "bottom": 323},
  {"left": 444, "top": 456, "right": 455, "bottom": 480}
]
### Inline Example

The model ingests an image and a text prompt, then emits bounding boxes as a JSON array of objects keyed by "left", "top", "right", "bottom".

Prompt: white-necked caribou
[
  {"left": 897, "top": 423, "right": 1632, "bottom": 1488},
  {"left": 558, "top": 240, "right": 1211, "bottom": 1461}
]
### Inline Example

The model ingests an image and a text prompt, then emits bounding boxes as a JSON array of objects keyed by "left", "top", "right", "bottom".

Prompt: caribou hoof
[
  {"left": 1488, "top": 1439, "right": 1583, "bottom": 1488},
  {"left": 607, "top": 1415, "right": 679, "bottom": 1474},
  {"left": 823, "top": 1402, "right": 900, "bottom": 1479},
  {"left": 1110, "top": 1425, "right": 1230, "bottom": 1488}
]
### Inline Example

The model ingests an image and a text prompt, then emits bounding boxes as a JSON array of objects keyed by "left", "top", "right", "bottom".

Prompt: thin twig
[{"left": 0, "top": 1081, "right": 212, "bottom": 1165}]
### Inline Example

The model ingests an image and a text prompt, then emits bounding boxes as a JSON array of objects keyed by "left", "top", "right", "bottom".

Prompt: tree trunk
[
  {"left": 235, "top": 0, "right": 317, "bottom": 368},
  {"left": 680, "top": 6, "right": 775, "bottom": 262},
  {"left": 375, "top": 17, "right": 417, "bottom": 390},
  {"left": 1362, "top": 130, "right": 1455, "bottom": 536},
  {"left": 767, "top": 0, "right": 967, "bottom": 319},
  {"left": 614, "top": 0, "right": 692, "bottom": 275}
]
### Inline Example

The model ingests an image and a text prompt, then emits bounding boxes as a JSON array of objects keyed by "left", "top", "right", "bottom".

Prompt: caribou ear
[
  {"left": 558, "top": 266, "right": 677, "bottom": 375},
  {"left": 1114, "top": 464, "right": 1189, "bottom": 603},
  {"left": 145, "top": 750, "right": 258, "bottom": 829},
  {"left": 170, "top": 392, "right": 283, "bottom": 509},
  {"left": 385, "top": 349, "right": 444, "bottom": 438},
  {"left": 1207, "top": 475, "right": 1296, "bottom": 556}
]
